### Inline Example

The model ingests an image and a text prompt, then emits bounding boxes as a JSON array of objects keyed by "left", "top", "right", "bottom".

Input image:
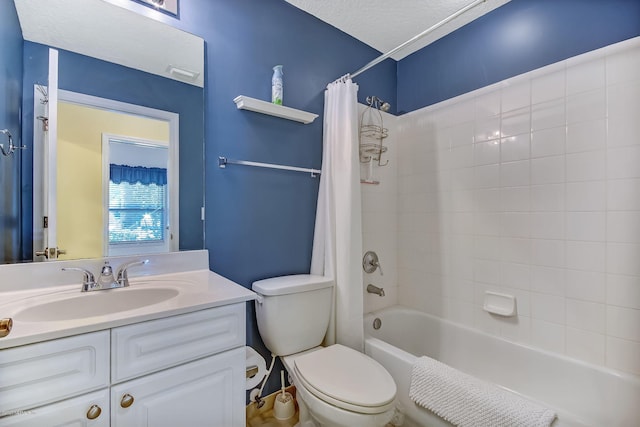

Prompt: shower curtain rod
[{"left": 348, "top": 0, "right": 487, "bottom": 80}]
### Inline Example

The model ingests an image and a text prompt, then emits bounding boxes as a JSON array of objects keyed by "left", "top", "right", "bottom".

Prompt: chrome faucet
[
  {"left": 367, "top": 284, "right": 385, "bottom": 297},
  {"left": 62, "top": 259, "right": 149, "bottom": 292},
  {"left": 98, "top": 262, "right": 119, "bottom": 289}
]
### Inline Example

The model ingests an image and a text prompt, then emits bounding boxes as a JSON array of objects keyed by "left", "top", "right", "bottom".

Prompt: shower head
[{"left": 366, "top": 95, "right": 391, "bottom": 113}]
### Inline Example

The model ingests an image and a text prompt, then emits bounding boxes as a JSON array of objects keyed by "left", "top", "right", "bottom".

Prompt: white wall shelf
[{"left": 233, "top": 95, "right": 318, "bottom": 124}]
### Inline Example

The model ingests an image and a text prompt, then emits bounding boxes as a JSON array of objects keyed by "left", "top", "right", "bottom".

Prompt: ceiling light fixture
[
  {"left": 135, "top": 0, "right": 179, "bottom": 17},
  {"left": 166, "top": 65, "right": 199, "bottom": 81}
]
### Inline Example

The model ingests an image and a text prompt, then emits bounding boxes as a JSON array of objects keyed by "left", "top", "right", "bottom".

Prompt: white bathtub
[{"left": 364, "top": 306, "right": 640, "bottom": 427}]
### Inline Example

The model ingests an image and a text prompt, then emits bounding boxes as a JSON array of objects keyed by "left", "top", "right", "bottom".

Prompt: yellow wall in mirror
[{"left": 57, "top": 102, "right": 170, "bottom": 259}]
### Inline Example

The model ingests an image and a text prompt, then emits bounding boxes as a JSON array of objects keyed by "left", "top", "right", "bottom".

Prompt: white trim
[
  {"left": 30, "top": 49, "right": 60, "bottom": 261},
  {"left": 45, "top": 49, "right": 59, "bottom": 259},
  {"left": 101, "top": 135, "right": 109, "bottom": 256},
  {"left": 32, "top": 87, "right": 46, "bottom": 261},
  {"left": 106, "top": 135, "right": 169, "bottom": 149}
]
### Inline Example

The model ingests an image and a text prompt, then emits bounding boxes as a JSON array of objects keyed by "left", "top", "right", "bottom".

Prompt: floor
[
  {"left": 246, "top": 386, "right": 299, "bottom": 427},
  {"left": 246, "top": 385, "right": 397, "bottom": 427}
]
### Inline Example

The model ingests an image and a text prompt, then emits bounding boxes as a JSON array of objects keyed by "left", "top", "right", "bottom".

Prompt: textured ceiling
[
  {"left": 285, "top": 0, "right": 511, "bottom": 60},
  {"left": 15, "top": 0, "right": 204, "bottom": 87}
]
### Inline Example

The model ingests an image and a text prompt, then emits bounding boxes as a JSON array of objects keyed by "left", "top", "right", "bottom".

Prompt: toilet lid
[{"left": 293, "top": 344, "right": 396, "bottom": 412}]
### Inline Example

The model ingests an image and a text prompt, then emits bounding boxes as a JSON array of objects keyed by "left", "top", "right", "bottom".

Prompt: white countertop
[{"left": 0, "top": 269, "right": 256, "bottom": 349}]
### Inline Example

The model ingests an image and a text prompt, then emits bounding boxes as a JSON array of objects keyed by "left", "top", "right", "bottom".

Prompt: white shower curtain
[{"left": 311, "top": 77, "right": 364, "bottom": 352}]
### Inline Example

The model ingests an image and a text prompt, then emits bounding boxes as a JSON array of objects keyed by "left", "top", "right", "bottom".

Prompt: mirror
[{"left": 1, "top": 0, "right": 205, "bottom": 264}]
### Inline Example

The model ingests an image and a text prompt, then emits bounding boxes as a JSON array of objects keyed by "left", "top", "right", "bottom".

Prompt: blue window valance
[{"left": 110, "top": 164, "right": 167, "bottom": 186}]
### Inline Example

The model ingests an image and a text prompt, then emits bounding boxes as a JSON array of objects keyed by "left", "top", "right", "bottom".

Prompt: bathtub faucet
[
  {"left": 363, "top": 251, "right": 384, "bottom": 275},
  {"left": 367, "top": 284, "right": 385, "bottom": 297}
]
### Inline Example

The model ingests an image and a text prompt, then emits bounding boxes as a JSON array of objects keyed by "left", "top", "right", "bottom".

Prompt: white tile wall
[
  {"left": 360, "top": 106, "right": 399, "bottom": 313},
  {"left": 394, "top": 37, "right": 640, "bottom": 376}
]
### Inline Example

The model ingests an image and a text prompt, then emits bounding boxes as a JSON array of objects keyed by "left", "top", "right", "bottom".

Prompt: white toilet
[{"left": 252, "top": 274, "right": 397, "bottom": 427}]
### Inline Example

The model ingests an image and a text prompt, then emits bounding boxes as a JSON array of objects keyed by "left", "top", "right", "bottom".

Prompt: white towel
[{"left": 409, "top": 356, "right": 556, "bottom": 427}]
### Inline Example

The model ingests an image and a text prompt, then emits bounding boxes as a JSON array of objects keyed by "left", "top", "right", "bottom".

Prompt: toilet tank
[{"left": 252, "top": 275, "right": 333, "bottom": 356}]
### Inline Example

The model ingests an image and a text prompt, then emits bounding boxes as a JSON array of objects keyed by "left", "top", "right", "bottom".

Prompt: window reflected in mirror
[{"left": 107, "top": 139, "right": 169, "bottom": 255}]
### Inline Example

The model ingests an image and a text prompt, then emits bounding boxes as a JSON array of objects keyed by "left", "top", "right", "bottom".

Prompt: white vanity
[{"left": 0, "top": 250, "right": 255, "bottom": 426}]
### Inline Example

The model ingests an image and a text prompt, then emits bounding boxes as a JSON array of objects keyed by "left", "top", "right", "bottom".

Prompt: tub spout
[{"left": 367, "top": 284, "right": 385, "bottom": 297}]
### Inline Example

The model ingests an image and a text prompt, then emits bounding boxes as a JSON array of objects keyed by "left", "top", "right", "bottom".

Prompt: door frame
[{"left": 32, "top": 89, "right": 180, "bottom": 259}]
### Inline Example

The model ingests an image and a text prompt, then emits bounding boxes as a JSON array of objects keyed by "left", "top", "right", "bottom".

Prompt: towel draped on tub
[{"left": 409, "top": 356, "right": 557, "bottom": 427}]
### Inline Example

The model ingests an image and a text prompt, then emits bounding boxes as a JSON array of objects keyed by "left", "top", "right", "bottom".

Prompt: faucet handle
[
  {"left": 363, "top": 251, "right": 383, "bottom": 276},
  {"left": 116, "top": 259, "right": 149, "bottom": 287},
  {"left": 62, "top": 267, "right": 96, "bottom": 292}
]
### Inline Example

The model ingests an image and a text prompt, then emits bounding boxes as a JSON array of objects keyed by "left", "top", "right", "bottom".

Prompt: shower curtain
[{"left": 311, "top": 77, "right": 364, "bottom": 352}]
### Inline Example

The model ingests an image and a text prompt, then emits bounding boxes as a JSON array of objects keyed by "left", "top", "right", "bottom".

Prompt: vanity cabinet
[
  {"left": 0, "top": 304, "right": 246, "bottom": 427},
  {"left": 111, "top": 347, "right": 244, "bottom": 427}
]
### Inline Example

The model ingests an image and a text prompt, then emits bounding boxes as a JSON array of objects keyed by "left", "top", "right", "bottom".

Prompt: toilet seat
[{"left": 293, "top": 344, "right": 396, "bottom": 414}]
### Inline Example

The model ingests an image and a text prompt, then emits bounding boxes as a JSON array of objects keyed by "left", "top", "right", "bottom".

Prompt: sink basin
[{"left": 15, "top": 287, "right": 180, "bottom": 322}]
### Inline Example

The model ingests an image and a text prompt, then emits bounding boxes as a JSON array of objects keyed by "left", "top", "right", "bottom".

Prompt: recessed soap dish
[{"left": 483, "top": 291, "right": 516, "bottom": 317}]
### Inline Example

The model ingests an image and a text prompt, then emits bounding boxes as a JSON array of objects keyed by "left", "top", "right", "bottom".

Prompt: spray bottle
[{"left": 272, "top": 65, "right": 283, "bottom": 105}]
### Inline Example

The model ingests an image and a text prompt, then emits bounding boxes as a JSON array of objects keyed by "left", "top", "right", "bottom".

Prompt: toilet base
[{"left": 294, "top": 396, "right": 316, "bottom": 427}]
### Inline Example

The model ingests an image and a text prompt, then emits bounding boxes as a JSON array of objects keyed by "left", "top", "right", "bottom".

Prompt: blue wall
[
  {"left": 397, "top": 0, "right": 640, "bottom": 113},
  {"left": 0, "top": 0, "right": 23, "bottom": 263},
  {"left": 20, "top": 42, "right": 204, "bottom": 257}
]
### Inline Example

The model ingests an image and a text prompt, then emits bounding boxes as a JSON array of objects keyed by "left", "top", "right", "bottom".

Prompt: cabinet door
[
  {"left": 111, "top": 346, "right": 245, "bottom": 427},
  {"left": 0, "top": 331, "right": 110, "bottom": 414},
  {"left": 0, "top": 389, "right": 109, "bottom": 427}
]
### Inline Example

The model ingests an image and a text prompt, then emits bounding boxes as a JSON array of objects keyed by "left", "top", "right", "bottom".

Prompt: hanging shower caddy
[{"left": 359, "top": 96, "right": 389, "bottom": 184}]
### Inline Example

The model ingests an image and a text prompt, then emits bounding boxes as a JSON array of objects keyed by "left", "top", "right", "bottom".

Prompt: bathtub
[{"left": 364, "top": 306, "right": 640, "bottom": 427}]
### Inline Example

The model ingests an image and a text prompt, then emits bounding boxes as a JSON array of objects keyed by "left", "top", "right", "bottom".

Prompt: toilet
[{"left": 252, "top": 274, "right": 397, "bottom": 427}]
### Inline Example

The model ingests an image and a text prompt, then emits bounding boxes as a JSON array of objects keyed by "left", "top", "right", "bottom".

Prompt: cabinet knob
[
  {"left": 0, "top": 318, "right": 12, "bottom": 338},
  {"left": 120, "top": 393, "right": 135, "bottom": 408},
  {"left": 86, "top": 404, "right": 102, "bottom": 420}
]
